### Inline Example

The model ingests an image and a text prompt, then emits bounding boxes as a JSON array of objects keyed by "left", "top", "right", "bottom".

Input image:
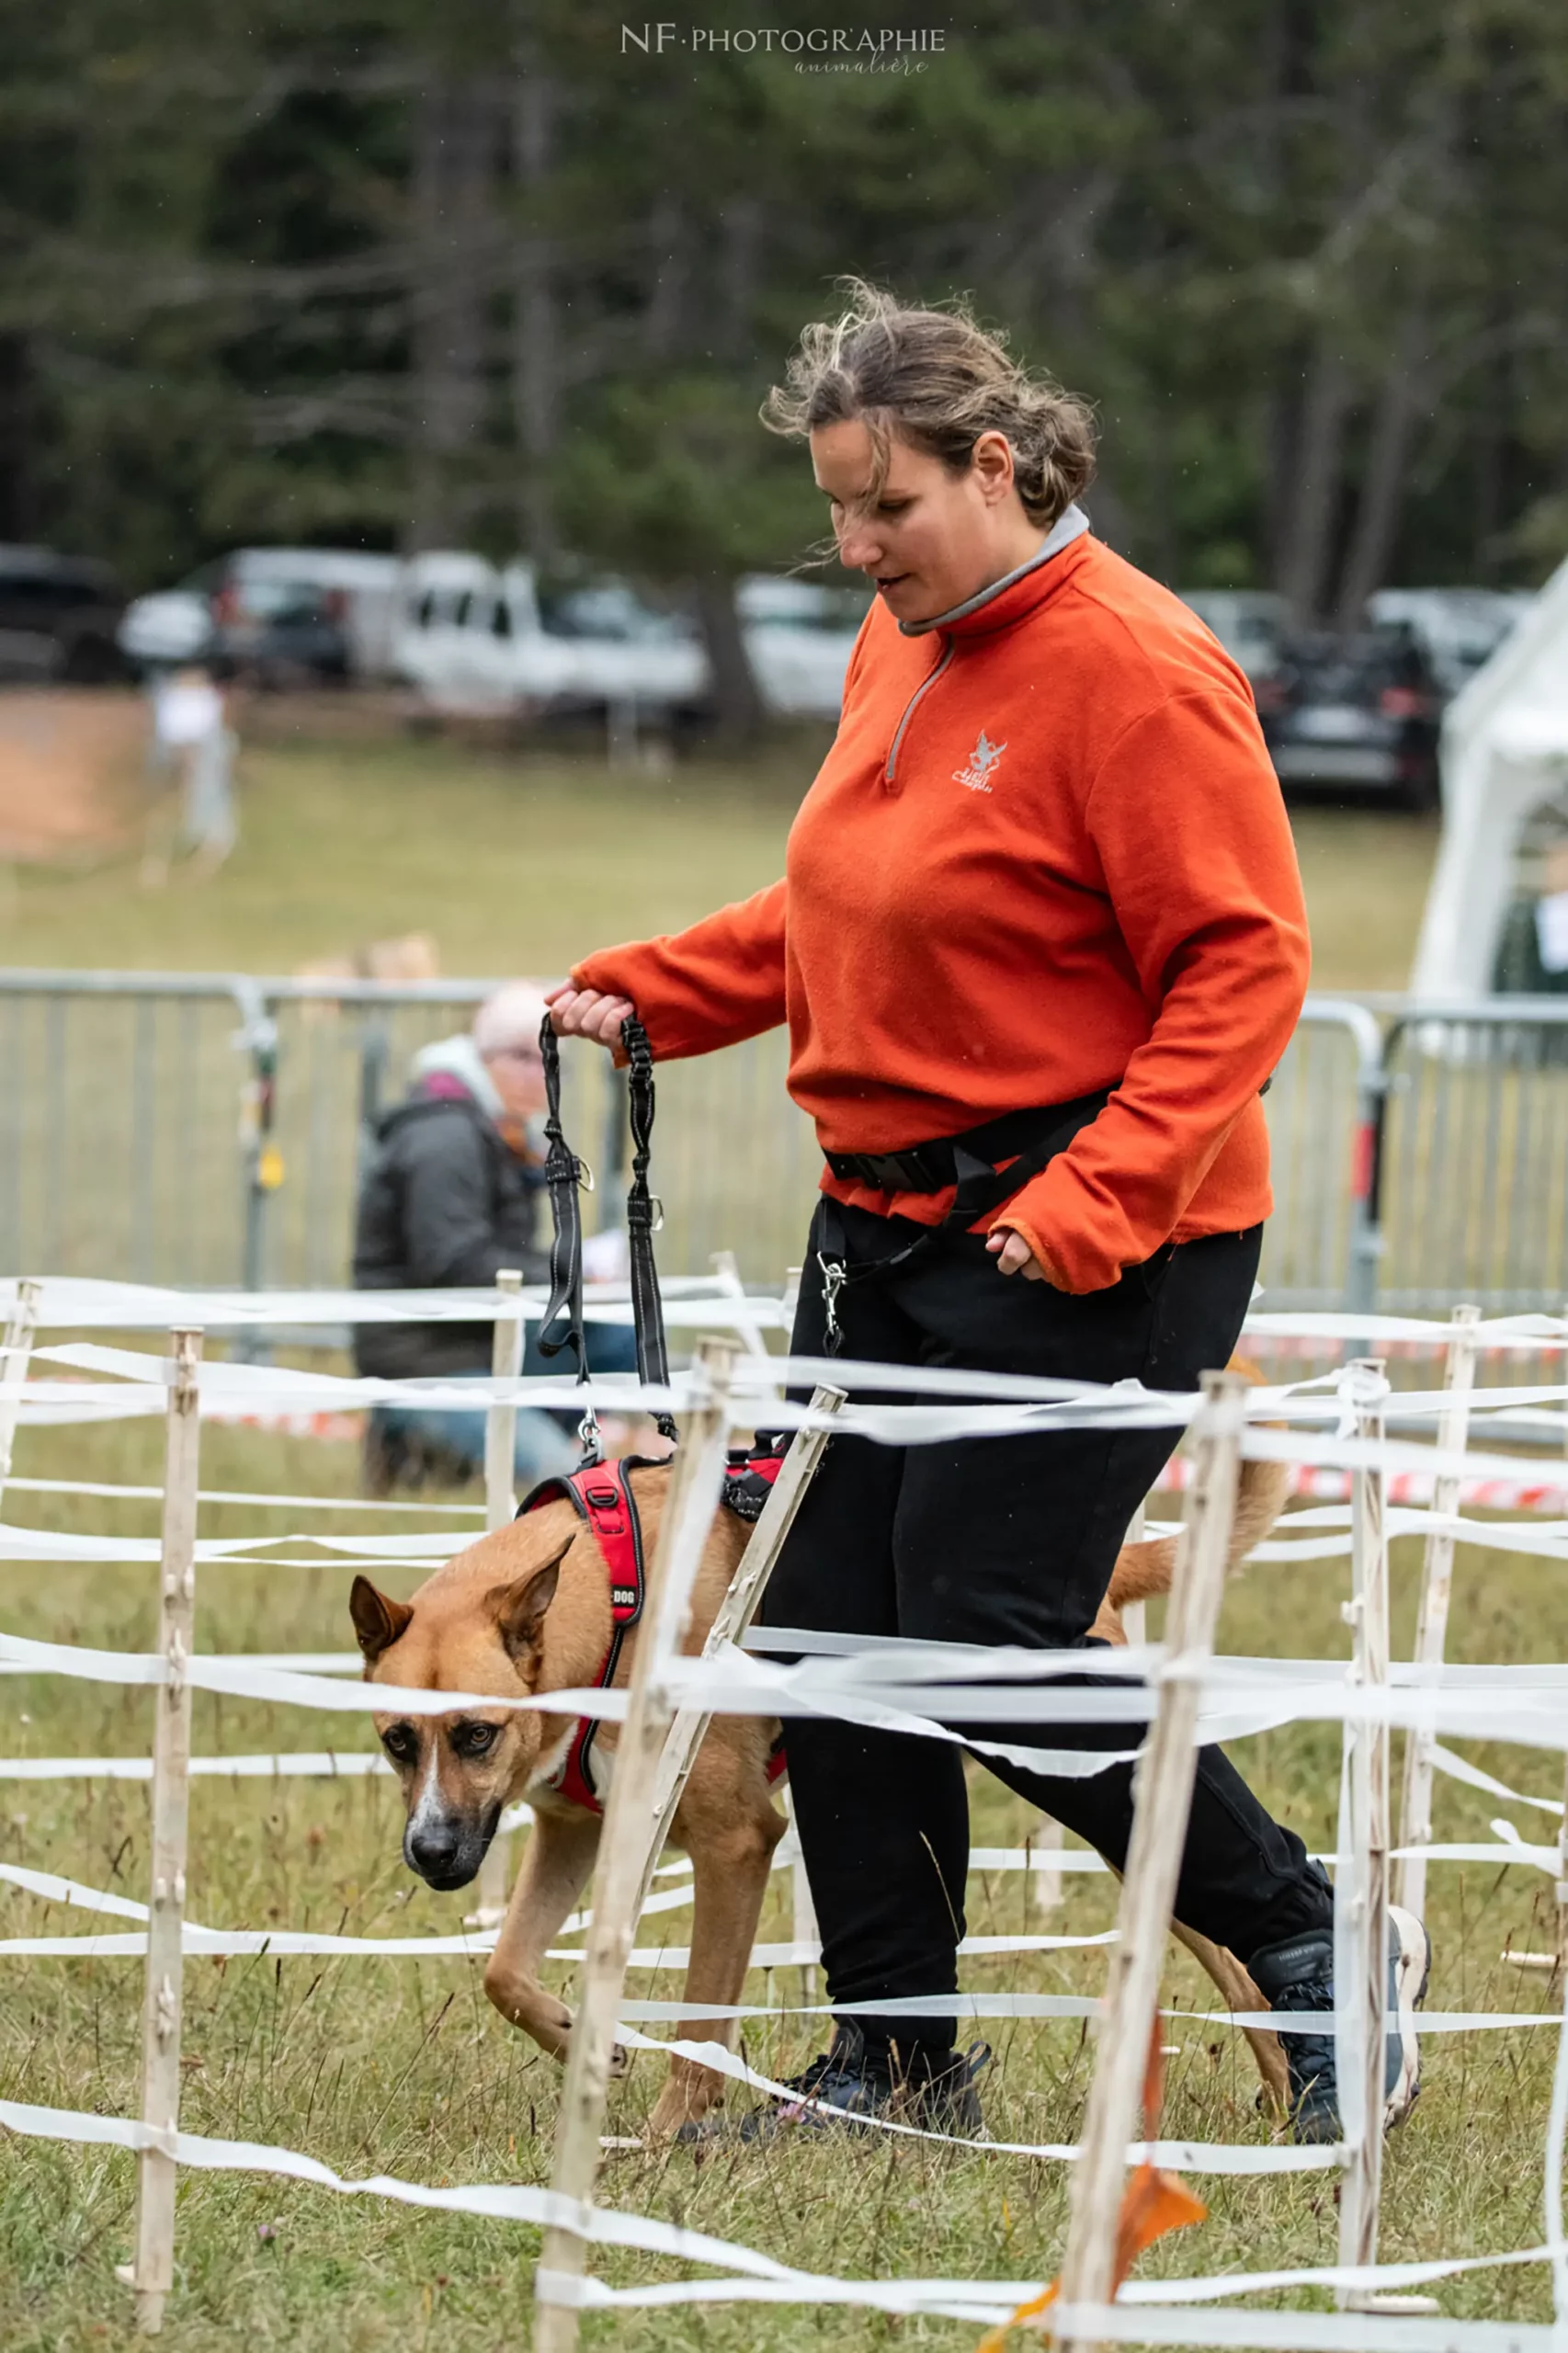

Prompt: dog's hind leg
[
  {"left": 1107, "top": 1853, "right": 1289, "bottom": 2119},
  {"left": 647, "top": 1789, "right": 786, "bottom": 2139},
  {"left": 1169, "top": 1918, "right": 1290, "bottom": 2120},
  {"left": 483, "top": 1804, "right": 602, "bottom": 2065}
]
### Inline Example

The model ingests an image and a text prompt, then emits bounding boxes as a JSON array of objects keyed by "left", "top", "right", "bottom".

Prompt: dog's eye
[
  {"left": 381, "top": 1724, "right": 417, "bottom": 1765},
  {"left": 454, "top": 1722, "right": 500, "bottom": 1757}
]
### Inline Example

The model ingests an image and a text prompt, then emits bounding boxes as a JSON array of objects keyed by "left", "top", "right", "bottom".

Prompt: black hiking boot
[
  {"left": 1249, "top": 1904, "right": 1431, "bottom": 2144},
  {"left": 723, "top": 2022, "right": 991, "bottom": 2144}
]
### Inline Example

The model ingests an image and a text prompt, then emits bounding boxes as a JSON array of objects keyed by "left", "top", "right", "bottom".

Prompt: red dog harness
[{"left": 519, "top": 1449, "right": 788, "bottom": 1814}]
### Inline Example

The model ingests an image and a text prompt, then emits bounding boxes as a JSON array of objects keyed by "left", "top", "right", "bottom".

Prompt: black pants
[{"left": 761, "top": 1199, "right": 1332, "bottom": 2062}]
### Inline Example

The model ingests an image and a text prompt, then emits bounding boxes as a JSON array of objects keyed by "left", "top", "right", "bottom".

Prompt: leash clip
[{"left": 816, "top": 1251, "right": 847, "bottom": 1356}]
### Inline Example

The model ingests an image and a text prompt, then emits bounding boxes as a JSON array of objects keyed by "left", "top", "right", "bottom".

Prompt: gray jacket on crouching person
[{"left": 352, "top": 1035, "right": 549, "bottom": 1381}]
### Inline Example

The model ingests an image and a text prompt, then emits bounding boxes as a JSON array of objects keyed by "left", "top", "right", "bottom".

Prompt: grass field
[
  {"left": 1, "top": 1406, "right": 1565, "bottom": 2350},
  {"left": 2, "top": 718, "right": 1438, "bottom": 992}
]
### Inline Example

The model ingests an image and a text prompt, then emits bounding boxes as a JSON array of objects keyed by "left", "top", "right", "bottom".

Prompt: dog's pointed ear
[
  {"left": 486, "top": 1540, "right": 571, "bottom": 1663},
  {"left": 350, "top": 1575, "right": 414, "bottom": 1665}
]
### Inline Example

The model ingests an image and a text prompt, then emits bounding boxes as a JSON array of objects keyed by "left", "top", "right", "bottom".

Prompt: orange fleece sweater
[{"left": 572, "top": 524, "right": 1311, "bottom": 1294}]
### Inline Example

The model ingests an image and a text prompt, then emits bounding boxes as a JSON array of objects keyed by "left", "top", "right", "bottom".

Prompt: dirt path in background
[{"left": 0, "top": 689, "right": 146, "bottom": 861}]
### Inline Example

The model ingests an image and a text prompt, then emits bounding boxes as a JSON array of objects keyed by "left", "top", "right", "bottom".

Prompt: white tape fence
[{"left": 5, "top": 1279, "right": 1568, "bottom": 2343}]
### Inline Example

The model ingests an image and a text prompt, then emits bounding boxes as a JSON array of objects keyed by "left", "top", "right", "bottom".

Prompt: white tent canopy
[{"left": 1411, "top": 554, "right": 1568, "bottom": 997}]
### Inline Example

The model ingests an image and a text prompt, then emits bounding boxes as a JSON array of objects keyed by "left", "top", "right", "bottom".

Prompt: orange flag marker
[{"left": 975, "top": 2027, "right": 1207, "bottom": 2348}]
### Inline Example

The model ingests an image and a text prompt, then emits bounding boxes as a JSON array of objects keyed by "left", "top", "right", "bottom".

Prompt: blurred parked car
[
  {"left": 733, "top": 574, "right": 871, "bottom": 716},
  {"left": 1259, "top": 623, "right": 1443, "bottom": 810},
  {"left": 394, "top": 557, "right": 705, "bottom": 718},
  {"left": 0, "top": 546, "right": 125, "bottom": 682},
  {"left": 1366, "top": 586, "right": 1533, "bottom": 697},
  {"left": 119, "top": 548, "right": 400, "bottom": 679},
  {"left": 392, "top": 556, "right": 867, "bottom": 723},
  {"left": 1177, "top": 589, "right": 1290, "bottom": 684}
]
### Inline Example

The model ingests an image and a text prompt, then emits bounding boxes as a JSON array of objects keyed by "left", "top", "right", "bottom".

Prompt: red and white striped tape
[
  {"left": 209, "top": 1407, "right": 362, "bottom": 1440},
  {"left": 1155, "top": 1457, "right": 1568, "bottom": 1514}
]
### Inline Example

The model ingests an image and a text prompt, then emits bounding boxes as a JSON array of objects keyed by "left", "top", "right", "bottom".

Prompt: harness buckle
[{"left": 575, "top": 1156, "right": 596, "bottom": 1195}]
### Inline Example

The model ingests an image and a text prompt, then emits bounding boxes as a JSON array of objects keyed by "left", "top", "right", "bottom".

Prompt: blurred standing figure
[
  {"left": 353, "top": 981, "right": 633, "bottom": 1493},
  {"left": 142, "top": 663, "right": 238, "bottom": 880}
]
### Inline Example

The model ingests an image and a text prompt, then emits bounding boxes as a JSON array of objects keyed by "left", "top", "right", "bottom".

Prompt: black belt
[
  {"left": 824, "top": 1089, "right": 1115, "bottom": 1197},
  {"left": 814, "top": 1086, "right": 1115, "bottom": 1352}
]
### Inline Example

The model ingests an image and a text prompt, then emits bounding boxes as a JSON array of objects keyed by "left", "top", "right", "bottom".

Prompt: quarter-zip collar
[
  {"left": 897, "top": 502, "right": 1091, "bottom": 640},
  {"left": 883, "top": 639, "right": 954, "bottom": 790}
]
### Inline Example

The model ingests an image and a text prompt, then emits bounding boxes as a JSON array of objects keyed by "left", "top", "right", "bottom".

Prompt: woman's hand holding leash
[
  {"left": 544, "top": 983, "right": 636, "bottom": 1045},
  {"left": 987, "top": 1226, "right": 1051, "bottom": 1282}
]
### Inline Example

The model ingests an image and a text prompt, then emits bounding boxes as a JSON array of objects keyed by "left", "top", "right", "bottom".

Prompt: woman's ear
[{"left": 970, "top": 428, "right": 1017, "bottom": 502}]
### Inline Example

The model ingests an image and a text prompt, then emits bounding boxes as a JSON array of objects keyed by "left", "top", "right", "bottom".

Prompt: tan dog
[{"left": 351, "top": 1446, "right": 1291, "bottom": 2136}]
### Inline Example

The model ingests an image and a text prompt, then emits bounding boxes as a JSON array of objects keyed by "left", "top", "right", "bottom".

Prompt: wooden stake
[
  {"left": 1119, "top": 1493, "right": 1149, "bottom": 1653},
  {"left": 1053, "top": 1370, "right": 1245, "bottom": 2353},
  {"left": 1556, "top": 1752, "right": 1568, "bottom": 1978},
  {"left": 475, "top": 1271, "right": 526, "bottom": 1927},
  {"left": 633, "top": 1382, "right": 843, "bottom": 1997},
  {"left": 1395, "top": 1304, "right": 1479, "bottom": 1927},
  {"left": 635, "top": 1384, "right": 843, "bottom": 1892},
  {"left": 1338, "top": 1357, "right": 1391, "bottom": 2309},
  {"left": 483, "top": 1267, "right": 525, "bottom": 1529},
  {"left": 0, "top": 1277, "right": 41, "bottom": 1506},
  {"left": 1510, "top": 1306, "right": 1568, "bottom": 1977},
  {"left": 532, "top": 1337, "right": 736, "bottom": 2351},
  {"left": 1031, "top": 1817, "right": 1065, "bottom": 1915},
  {"left": 131, "top": 1328, "right": 203, "bottom": 2335},
  {"left": 1555, "top": 1302, "right": 1568, "bottom": 1980}
]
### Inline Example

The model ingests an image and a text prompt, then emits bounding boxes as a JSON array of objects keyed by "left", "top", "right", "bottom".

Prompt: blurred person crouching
[{"left": 352, "top": 981, "right": 635, "bottom": 1494}]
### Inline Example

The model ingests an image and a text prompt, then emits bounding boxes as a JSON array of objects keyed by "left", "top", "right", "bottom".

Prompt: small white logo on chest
[{"left": 954, "top": 729, "right": 1006, "bottom": 793}]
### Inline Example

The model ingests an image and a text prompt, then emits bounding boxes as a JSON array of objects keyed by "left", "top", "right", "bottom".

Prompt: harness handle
[
  {"left": 619, "top": 1015, "right": 679, "bottom": 1447},
  {"left": 536, "top": 1013, "right": 602, "bottom": 1465}
]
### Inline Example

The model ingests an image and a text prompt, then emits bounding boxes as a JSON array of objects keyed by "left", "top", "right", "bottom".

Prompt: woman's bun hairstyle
[{"left": 761, "top": 278, "right": 1096, "bottom": 527}]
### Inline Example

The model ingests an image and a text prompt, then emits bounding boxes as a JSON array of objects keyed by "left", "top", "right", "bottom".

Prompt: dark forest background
[{"left": 2, "top": 0, "right": 1564, "bottom": 620}]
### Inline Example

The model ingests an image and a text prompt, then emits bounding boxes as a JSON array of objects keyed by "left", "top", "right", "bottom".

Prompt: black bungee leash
[{"left": 535, "top": 1010, "right": 678, "bottom": 1461}]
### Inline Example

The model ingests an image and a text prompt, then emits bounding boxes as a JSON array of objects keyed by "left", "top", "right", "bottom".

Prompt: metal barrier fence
[
  {"left": 0, "top": 969, "right": 1556, "bottom": 1316},
  {"left": 1373, "top": 999, "right": 1568, "bottom": 1313}
]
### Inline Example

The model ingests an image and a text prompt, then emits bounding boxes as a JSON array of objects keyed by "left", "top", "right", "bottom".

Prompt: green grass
[
  {"left": 0, "top": 1406, "right": 1563, "bottom": 2349},
  {"left": 2, "top": 722, "right": 1437, "bottom": 993}
]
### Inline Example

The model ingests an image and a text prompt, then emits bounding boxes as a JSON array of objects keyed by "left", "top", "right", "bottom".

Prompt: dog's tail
[{"left": 1097, "top": 1355, "right": 1289, "bottom": 1640}]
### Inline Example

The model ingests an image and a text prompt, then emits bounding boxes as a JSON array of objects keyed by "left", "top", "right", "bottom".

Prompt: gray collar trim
[{"left": 897, "top": 503, "right": 1090, "bottom": 636}]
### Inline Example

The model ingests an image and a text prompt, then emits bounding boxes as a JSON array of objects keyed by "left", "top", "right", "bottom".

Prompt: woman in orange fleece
[{"left": 548, "top": 284, "right": 1426, "bottom": 2146}]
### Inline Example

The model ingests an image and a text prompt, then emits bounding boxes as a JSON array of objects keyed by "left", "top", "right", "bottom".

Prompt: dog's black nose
[{"left": 407, "top": 1822, "right": 461, "bottom": 1877}]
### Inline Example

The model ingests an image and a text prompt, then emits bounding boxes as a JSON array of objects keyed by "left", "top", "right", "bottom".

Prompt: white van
[{"left": 392, "top": 555, "right": 865, "bottom": 722}]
